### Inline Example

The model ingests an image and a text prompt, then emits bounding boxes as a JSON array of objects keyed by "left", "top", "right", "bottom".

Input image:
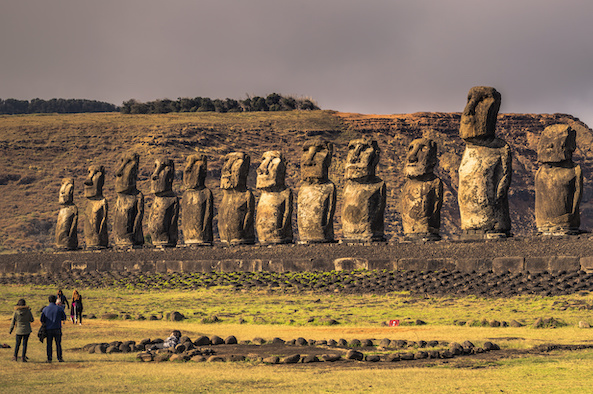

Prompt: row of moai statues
[{"left": 55, "top": 85, "right": 584, "bottom": 249}]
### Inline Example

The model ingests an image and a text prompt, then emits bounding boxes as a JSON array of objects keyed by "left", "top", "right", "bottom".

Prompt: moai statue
[
  {"left": 113, "top": 152, "right": 144, "bottom": 247},
  {"left": 148, "top": 158, "right": 179, "bottom": 247},
  {"left": 458, "top": 86, "right": 512, "bottom": 238},
  {"left": 256, "top": 151, "right": 293, "bottom": 244},
  {"left": 341, "top": 138, "right": 386, "bottom": 242},
  {"left": 400, "top": 138, "right": 443, "bottom": 241},
  {"left": 55, "top": 177, "right": 78, "bottom": 250},
  {"left": 218, "top": 152, "right": 255, "bottom": 245},
  {"left": 83, "top": 165, "right": 108, "bottom": 249},
  {"left": 181, "top": 154, "right": 213, "bottom": 246},
  {"left": 535, "top": 124, "right": 582, "bottom": 235},
  {"left": 297, "top": 139, "right": 336, "bottom": 243}
]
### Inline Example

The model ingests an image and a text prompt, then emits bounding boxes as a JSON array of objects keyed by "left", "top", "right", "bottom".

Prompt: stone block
[
  {"left": 492, "top": 257, "right": 524, "bottom": 273},
  {"left": 334, "top": 258, "right": 368, "bottom": 271},
  {"left": 455, "top": 258, "right": 492, "bottom": 272},
  {"left": 396, "top": 258, "right": 456, "bottom": 272}
]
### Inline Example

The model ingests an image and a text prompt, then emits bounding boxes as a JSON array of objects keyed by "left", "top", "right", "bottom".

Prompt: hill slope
[{"left": 0, "top": 110, "right": 591, "bottom": 252}]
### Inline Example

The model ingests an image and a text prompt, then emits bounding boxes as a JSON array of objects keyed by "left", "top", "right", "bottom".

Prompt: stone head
[
  {"left": 59, "top": 177, "right": 74, "bottom": 205},
  {"left": 256, "top": 151, "right": 286, "bottom": 190},
  {"left": 84, "top": 165, "right": 105, "bottom": 198},
  {"left": 460, "top": 86, "right": 501, "bottom": 141},
  {"left": 345, "top": 138, "right": 380, "bottom": 180},
  {"left": 405, "top": 138, "right": 438, "bottom": 178},
  {"left": 538, "top": 124, "right": 576, "bottom": 164},
  {"left": 221, "top": 152, "right": 250, "bottom": 190},
  {"left": 151, "top": 158, "right": 175, "bottom": 195},
  {"left": 301, "top": 139, "right": 333, "bottom": 182},
  {"left": 184, "top": 154, "right": 207, "bottom": 190},
  {"left": 115, "top": 152, "right": 140, "bottom": 194}
]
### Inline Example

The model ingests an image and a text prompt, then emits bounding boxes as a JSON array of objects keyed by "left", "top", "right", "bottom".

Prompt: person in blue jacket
[{"left": 40, "top": 294, "right": 67, "bottom": 363}]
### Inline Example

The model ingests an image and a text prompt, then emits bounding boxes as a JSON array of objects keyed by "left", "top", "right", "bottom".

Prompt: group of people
[{"left": 8, "top": 289, "right": 83, "bottom": 363}]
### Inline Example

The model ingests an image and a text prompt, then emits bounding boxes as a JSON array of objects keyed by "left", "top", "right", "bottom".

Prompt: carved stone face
[
  {"left": 256, "top": 151, "right": 286, "bottom": 190},
  {"left": 151, "top": 158, "right": 175, "bottom": 194},
  {"left": 405, "top": 138, "right": 437, "bottom": 178},
  {"left": 184, "top": 154, "right": 207, "bottom": 190},
  {"left": 221, "top": 152, "right": 250, "bottom": 190},
  {"left": 538, "top": 124, "right": 576, "bottom": 163},
  {"left": 345, "top": 138, "right": 380, "bottom": 180},
  {"left": 301, "top": 139, "right": 332, "bottom": 182},
  {"left": 115, "top": 152, "right": 139, "bottom": 194},
  {"left": 84, "top": 165, "right": 105, "bottom": 198},
  {"left": 59, "top": 177, "right": 74, "bottom": 204},
  {"left": 460, "top": 86, "right": 501, "bottom": 141}
]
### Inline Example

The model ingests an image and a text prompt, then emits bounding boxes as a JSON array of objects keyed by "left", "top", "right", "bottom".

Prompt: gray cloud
[{"left": 1, "top": 0, "right": 592, "bottom": 125}]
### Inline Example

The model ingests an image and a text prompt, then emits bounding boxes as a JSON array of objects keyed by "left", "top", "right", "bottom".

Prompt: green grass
[{"left": 3, "top": 285, "right": 593, "bottom": 392}]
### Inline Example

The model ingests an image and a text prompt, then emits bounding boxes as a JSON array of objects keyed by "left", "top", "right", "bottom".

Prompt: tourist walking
[
  {"left": 41, "top": 295, "right": 67, "bottom": 363},
  {"left": 71, "top": 289, "right": 83, "bottom": 325},
  {"left": 9, "top": 299, "right": 34, "bottom": 362},
  {"left": 56, "top": 289, "right": 69, "bottom": 309}
]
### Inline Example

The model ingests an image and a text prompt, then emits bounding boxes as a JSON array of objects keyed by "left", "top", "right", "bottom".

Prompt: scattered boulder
[
  {"left": 191, "top": 355, "right": 206, "bottom": 362},
  {"left": 321, "top": 354, "right": 341, "bottom": 362},
  {"left": 271, "top": 337, "right": 285, "bottom": 345},
  {"left": 365, "top": 355, "right": 381, "bottom": 362},
  {"left": 194, "top": 336, "right": 211, "bottom": 346},
  {"left": 154, "top": 353, "right": 171, "bottom": 362},
  {"left": 170, "top": 311, "right": 185, "bottom": 321},
  {"left": 225, "top": 336, "right": 238, "bottom": 344},
  {"left": 579, "top": 321, "right": 591, "bottom": 329},
  {"left": 348, "top": 339, "right": 361, "bottom": 347},
  {"left": 301, "top": 354, "right": 319, "bottom": 363},
  {"left": 263, "top": 356, "right": 279, "bottom": 364},
  {"left": 227, "top": 355, "right": 246, "bottom": 362},
  {"left": 207, "top": 356, "right": 225, "bottom": 362},
  {"left": 253, "top": 337, "right": 266, "bottom": 345},
  {"left": 282, "top": 354, "right": 301, "bottom": 364},
  {"left": 210, "top": 336, "right": 224, "bottom": 345}
]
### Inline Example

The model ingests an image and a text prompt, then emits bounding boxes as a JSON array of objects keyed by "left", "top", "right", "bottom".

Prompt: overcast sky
[{"left": 2, "top": 1, "right": 593, "bottom": 126}]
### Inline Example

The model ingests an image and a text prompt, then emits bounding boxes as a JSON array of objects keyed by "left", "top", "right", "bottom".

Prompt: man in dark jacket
[{"left": 41, "top": 294, "right": 67, "bottom": 362}]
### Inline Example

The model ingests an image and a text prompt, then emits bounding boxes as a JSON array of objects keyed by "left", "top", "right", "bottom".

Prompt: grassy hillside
[{"left": 0, "top": 110, "right": 592, "bottom": 252}]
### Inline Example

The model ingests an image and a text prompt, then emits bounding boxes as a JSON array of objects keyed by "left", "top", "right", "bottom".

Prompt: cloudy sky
[{"left": 2, "top": 1, "right": 593, "bottom": 125}]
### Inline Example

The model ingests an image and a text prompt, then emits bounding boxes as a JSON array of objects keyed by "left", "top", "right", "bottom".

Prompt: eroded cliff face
[
  {"left": 336, "top": 112, "right": 593, "bottom": 237},
  {"left": 1, "top": 111, "right": 591, "bottom": 251}
]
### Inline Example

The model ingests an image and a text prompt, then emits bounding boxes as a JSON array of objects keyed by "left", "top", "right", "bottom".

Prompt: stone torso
[
  {"left": 149, "top": 195, "right": 179, "bottom": 246},
  {"left": 341, "top": 180, "right": 386, "bottom": 241},
  {"left": 535, "top": 164, "right": 582, "bottom": 232},
  {"left": 256, "top": 188, "right": 293, "bottom": 244},
  {"left": 219, "top": 189, "right": 255, "bottom": 244},
  {"left": 297, "top": 182, "right": 336, "bottom": 243},
  {"left": 401, "top": 177, "right": 442, "bottom": 235},
  {"left": 458, "top": 139, "right": 511, "bottom": 233},
  {"left": 113, "top": 191, "right": 144, "bottom": 246},
  {"left": 84, "top": 197, "right": 108, "bottom": 248},
  {"left": 181, "top": 188, "right": 213, "bottom": 245},
  {"left": 56, "top": 205, "right": 78, "bottom": 250}
]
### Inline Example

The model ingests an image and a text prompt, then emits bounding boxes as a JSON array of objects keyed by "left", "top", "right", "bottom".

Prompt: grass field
[{"left": 2, "top": 285, "right": 593, "bottom": 393}]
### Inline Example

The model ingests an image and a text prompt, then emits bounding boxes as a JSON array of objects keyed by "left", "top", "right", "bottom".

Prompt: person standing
[
  {"left": 71, "top": 289, "right": 83, "bottom": 325},
  {"left": 9, "top": 299, "right": 34, "bottom": 362},
  {"left": 41, "top": 295, "right": 66, "bottom": 363},
  {"left": 56, "top": 289, "right": 69, "bottom": 309}
]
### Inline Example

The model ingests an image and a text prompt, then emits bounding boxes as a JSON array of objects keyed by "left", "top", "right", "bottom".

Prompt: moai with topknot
[
  {"left": 297, "top": 139, "right": 336, "bottom": 243},
  {"left": 83, "top": 165, "right": 108, "bottom": 249},
  {"left": 256, "top": 151, "right": 293, "bottom": 244},
  {"left": 218, "top": 152, "right": 255, "bottom": 245},
  {"left": 148, "top": 158, "right": 179, "bottom": 247},
  {"left": 55, "top": 177, "right": 78, "bottom": 250},
  {"left": 341, "top": 138, "right": 386, "bottom": 242},
  {"left": 458, "top": 86, "right": 512, "bottom": 238},
  {"left": 181, "top": 154, "right": 213, "bottom": 246},
  {"left": 400, "top": 138, "right": 443, "bottom": 240},
  {"left": 535, "top": 124, "right": 582, "bottom": 235},
  {"left": 113, "top": 152, "right": 144, "bottom": 247}
]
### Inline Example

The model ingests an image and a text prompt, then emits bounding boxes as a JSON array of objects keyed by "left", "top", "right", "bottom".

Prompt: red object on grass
[{"left": 389, "top": 319, "right": 400, "bottom": 327}]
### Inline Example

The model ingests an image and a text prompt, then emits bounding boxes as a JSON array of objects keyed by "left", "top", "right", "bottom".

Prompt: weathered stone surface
[
  {"left": 148, "top": 158, "right": 179, "bottom": 247},
  {"left": 83, "top": 165, "right": 108, "bottom": 249},
  {"left": 401, "top": 138, "right": 443, "bottom": 240},
  {"left": 219, "top": 152, "right": 255, "bottom": 245},
  {"left": 282, "top": 354, "right": 301, "bottom": 364},
  {"left": 321, "top": 353, "right": 341, "bottom": 362},
  {"left": 535, "top": 124, "right": 582, "bottom": 235},
  {"left": 341, "top": 138, "right": 386, "bottom": 242},
  {"left": 181, "top": 154, "right": 213, "bottom": 246},
  {"left": 113, "top": 153, "right": 144, "bottom": 247},
  {"left": 263, "top": 356, "right": 279, "bottom": 364},
  {"left": 345, "top": 349, "right": 364, "bottom": 361},
  {"left": 256, "top": 151, "right": 293, "bottom": 244},
  {"left": 458, "top": 86, "right": 511, "bottom": 238},
  {"left": 298, "top": 139, "right": 336, "bottom": 243},
  {"left": 56, "top": 177, "right": 78, "bottom": 250}
]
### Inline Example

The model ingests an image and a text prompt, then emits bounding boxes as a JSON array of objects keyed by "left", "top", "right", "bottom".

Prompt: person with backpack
[
  {"left": 41, "top": 295, "right": 67, "bottom": 363},
  {"left": 9, "top": 298, "right": 34, "bottom": 362}
]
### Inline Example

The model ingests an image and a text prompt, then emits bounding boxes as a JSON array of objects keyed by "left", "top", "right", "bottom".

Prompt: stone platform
[{"left": 2, "top": 235, "right": 593, "bottom": 274}]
